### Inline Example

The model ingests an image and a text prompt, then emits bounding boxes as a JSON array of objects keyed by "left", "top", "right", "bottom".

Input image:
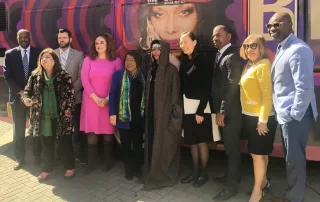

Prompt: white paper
[
  {"left": 183, "top": 94, "right": 211, "bottom": 114},
  {"left": 182, "top": 95, "right": 221, "bottom": 142},
  {"left": 211, "top": 114, "right": 221, "bottom": 142}
]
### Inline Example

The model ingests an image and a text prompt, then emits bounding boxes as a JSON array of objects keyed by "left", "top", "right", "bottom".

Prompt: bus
[{"left": 0, "top": 0, "right": 319, "bottom": 160}]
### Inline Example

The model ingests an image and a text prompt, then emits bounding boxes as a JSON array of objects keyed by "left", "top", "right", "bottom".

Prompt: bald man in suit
[
  {"left": 268, "top": 13, "right": 318, "bottom": 202},
  {"left": 4, "top": 29, "right": 42, "bottom": 170}
]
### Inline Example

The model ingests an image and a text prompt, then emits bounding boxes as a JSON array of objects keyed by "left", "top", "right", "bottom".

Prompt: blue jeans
[{"left": 280, "top": 107, "right": 313, "bottom": 202}]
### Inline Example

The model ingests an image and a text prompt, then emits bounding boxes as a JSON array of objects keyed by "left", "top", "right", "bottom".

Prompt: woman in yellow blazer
[{"left": 239, "top": 34, "right": 278, "bottom": 202}]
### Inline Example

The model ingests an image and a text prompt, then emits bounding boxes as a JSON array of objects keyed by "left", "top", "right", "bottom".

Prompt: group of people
[{"left": 3, "top": 12, "right": 317, "bottom": 202}]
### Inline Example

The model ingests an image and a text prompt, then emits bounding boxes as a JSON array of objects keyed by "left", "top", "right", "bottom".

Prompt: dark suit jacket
[
  {"left": 4, "top": 46, "right": 41, "bottom": 103},
  {"left": 211, "top": 46, "right": 243, "bottom": 119}
]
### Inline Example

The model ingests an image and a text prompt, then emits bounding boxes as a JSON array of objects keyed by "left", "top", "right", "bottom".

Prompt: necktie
[
  {"left": 61, "top": 51, "right": 67, "bottom": 69},
  {"left": 215, "top": 51, "right": 221, "bottom": 64},
  {"left": 22, "top": 49, "right": 29, "bottom": 81}
]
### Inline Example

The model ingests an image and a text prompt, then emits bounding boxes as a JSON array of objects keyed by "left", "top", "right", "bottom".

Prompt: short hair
[
  {"left": 239, "top": 34, "right": 269, "bottom": 61},
  {"left": 213, "top": 25, "right": 232, "bottom": 36},
  {"left": 222, "top": 26, "right": 232, "bottom": 35},
  {"left": 34, "top": 48, "right": 62, "bottom": 76},
  {"left": 17, "top": 29, "right": 29, "bottom": 37},
  {"left": 58, "top": 29, "right": 72, "bottom": 38},
  {"left": 180, "top": 31, "right": 196, "bottom": 41}
]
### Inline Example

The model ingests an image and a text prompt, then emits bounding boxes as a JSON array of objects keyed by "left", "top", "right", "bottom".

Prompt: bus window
[{"left": 0, "top": 3, "right": 6, "bottom": 31}]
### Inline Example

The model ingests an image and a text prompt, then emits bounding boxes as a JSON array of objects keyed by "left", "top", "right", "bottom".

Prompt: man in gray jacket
[{"left": 55, "top": 29, "right": 85, "bottom": 164}]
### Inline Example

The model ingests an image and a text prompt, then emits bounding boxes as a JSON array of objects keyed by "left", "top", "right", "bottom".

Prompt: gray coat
[{"left": 54, "top": 48, "right": 83, "bottom": 104}]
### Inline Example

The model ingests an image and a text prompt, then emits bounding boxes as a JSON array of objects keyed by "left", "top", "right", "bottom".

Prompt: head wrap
[{"left": 151, "top": 43, "right": 161, "bottom": 51}]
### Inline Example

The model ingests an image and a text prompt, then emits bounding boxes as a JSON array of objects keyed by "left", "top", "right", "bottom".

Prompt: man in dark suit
[
  {"left": 211, "top": 25, "right": 243, "bottom": 201},
  {"left": 4, "top": 29, "right": 42, "bottom": 170}
]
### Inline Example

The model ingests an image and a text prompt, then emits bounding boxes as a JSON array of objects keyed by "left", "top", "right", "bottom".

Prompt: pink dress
[{"left": 80, "top": 56, "right": 122, "bottom": 134}]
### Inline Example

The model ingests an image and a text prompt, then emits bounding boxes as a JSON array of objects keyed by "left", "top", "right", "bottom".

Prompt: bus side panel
[{"left": 0, "top": 0, "right": 116, "bottom": 112}]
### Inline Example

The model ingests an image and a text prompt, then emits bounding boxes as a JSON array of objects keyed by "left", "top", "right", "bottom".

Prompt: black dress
[{"left": 180, "top": 51, "right": 213, "bottom": 145}]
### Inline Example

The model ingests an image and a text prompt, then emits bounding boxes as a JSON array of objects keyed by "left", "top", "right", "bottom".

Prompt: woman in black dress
[{"left": 179, "top": 32, "right": 213, "bottom": 187}]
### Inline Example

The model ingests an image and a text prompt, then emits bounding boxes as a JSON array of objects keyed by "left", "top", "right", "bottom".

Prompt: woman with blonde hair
[
  {"left": 22, "top": 48, "right": 76, "bottom": 181},
  {"left": 239, "top": 34, "right": 277, "bottom": 202}
]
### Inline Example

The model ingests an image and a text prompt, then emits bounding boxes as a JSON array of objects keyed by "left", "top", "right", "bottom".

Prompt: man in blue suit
[{"left": 268, "top": 13, "right": 318, "bottom": 202}]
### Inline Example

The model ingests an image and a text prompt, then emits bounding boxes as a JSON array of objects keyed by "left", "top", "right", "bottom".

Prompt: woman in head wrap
[{"left": 143, "top": 39, "right": 183, "bottom": 190}]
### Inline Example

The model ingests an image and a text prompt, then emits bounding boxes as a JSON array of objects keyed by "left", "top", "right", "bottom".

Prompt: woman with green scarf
[{"left": 109, "top": 52, "right": 145, "bottom": 181}]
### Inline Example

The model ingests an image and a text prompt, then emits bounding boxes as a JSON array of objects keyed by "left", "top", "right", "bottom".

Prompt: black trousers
[
  {"left": 74, "top": 103, "right": 87, "bottom": 159},
  {"left": 220, "top": 114, "right": 242, "bottom": 188},
  {"left": 41, "top": 120, "right": 75, "bottom": 172},
  {"left": 11, "top": 98, "right": 41, "bottom": 161},
  {"left": 119, "top": 126, "right": 143, "bottom": 176}
]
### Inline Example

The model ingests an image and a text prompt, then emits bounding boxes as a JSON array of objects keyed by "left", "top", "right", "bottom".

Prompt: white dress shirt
[
  {"left": 59, "top": 47, "right": 70, "bottom": 69},
  {"left": 217, "top": 43, "right": 231, "bottom": 60},
  {"left": 59, "top": 47, "right": 70, "bottom": 58},
  {"left": 19, "top": 46, "right": 30, "bottom": 62}
]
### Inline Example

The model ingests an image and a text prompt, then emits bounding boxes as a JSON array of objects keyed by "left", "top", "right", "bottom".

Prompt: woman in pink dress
[{"left": 80, "top": 33, "right": 122, "bottom": 174}]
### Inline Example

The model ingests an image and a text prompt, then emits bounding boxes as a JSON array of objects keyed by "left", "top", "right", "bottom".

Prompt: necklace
[{"left": 131, "top": 71, "right": 138, "bottom": 79}]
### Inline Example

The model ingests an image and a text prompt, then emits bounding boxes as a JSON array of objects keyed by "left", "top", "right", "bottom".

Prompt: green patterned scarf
[{"left": 119, "top": 70, "right": 145, "bottom": 122}]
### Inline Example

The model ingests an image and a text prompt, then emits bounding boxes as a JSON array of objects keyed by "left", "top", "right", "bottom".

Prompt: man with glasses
[{"left": 268, "top": 12, "right": 318, "bottom": 202}]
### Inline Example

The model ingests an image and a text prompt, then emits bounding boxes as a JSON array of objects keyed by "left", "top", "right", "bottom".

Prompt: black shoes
[
  {"left": 181, "top": 168, "right": 208, "bottom": 188},
  {"left": 193, "top": 175, "right": 208, "bottom": 187},
  {"left": 213, "top": 187, "right": 237, "bottom": 201},
  {"left": 181, "top": 174, "right": 198, "bottom": 184}
]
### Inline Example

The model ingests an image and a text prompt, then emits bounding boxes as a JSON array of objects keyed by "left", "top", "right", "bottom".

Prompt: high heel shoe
[
  {"left": 259, "top": 190, "right": 266, "bottom": 202},
  {"left": 262, "top": 181, "right": 270, "bottom": 194},
  {"left": 247, "top": 181, "right": 270, "bottom": 196},
  {"left": 249, "top": 190, "right": 265, "bottom": 202}
]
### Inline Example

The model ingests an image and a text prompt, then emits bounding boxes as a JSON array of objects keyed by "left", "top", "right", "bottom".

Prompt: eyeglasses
[
  {"left": 266, "top": 22, "right": 290, "bottom": 29},
  {"left": 242, "top": 43, "right": 259, "bottom": 50}
]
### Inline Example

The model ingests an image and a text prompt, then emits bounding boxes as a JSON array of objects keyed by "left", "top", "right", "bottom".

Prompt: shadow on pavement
[{"left": 0, "top": 134, "right": 320, "bottom": 201}]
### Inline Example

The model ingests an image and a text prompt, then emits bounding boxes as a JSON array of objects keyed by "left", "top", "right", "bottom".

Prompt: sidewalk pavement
[{"left": 0, "top": 119, "right": 320, "bottom": 202}]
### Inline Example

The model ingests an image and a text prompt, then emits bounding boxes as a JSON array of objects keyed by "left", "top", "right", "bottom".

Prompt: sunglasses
[
  {"left": 265, "top": 22, "right": 289, "bottom": 29},
  {"left": 242, "top": 43, "right": 259, "bottom": 50}
]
